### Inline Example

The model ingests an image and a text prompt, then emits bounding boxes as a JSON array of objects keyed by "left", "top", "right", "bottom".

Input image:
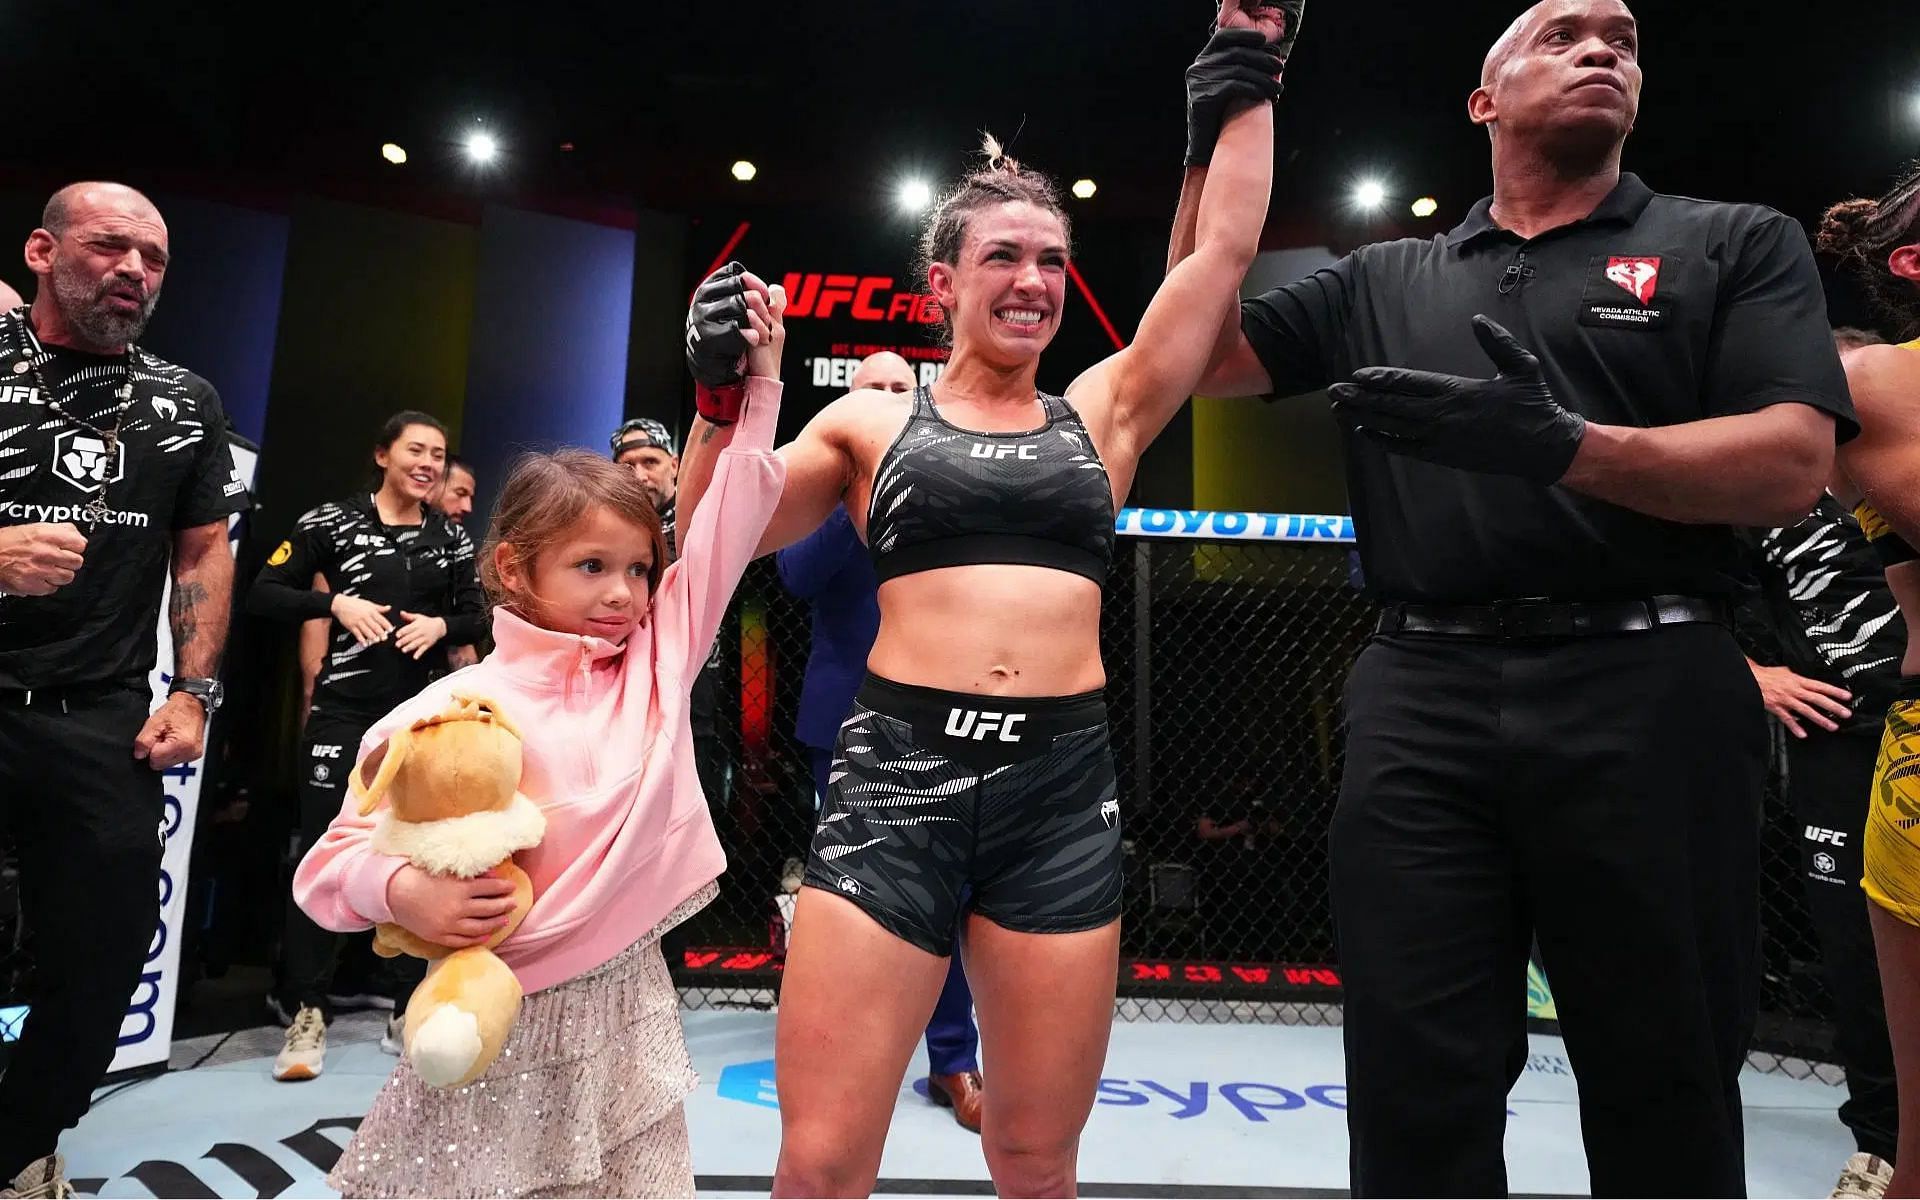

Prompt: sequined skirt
[{"left": 329, "top": 884, "right": 716, "bottom": 1199}]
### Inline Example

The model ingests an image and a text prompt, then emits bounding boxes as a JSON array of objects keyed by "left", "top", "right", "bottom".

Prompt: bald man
[
  {"left": 0, "top": 183, "right": 246, "bottom": 1195},
  {"left": 1172, "top": 1, "right": 1853, "bottom": 1194}
]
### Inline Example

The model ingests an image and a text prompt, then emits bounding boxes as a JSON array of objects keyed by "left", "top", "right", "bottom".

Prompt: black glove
[
  {"left": 1258, "top": 0, "right": 1307, "bottom": 71},
  {"left": 1328, "top": 316, "right": 1588, "bottom": 486},
  {"left": 1185, "top": 28, "right": 1284, "bottom": 167},
  {"left": 685, "top": 261, "right": 751, "bottom": 388}
]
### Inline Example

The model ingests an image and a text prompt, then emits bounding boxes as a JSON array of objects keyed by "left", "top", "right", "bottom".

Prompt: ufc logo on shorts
[
  {"left": 311, "top": 744, "right": 343, "bottom": 759},
  {"left": 970, "top": 443, "right": 1038, "bottom": 461},
  {"left": 944, "top": 709, "right": 1027, "bottom": 743},
  {"left": 1805, "top": 826, "right": 1848, "bottom": 847}
]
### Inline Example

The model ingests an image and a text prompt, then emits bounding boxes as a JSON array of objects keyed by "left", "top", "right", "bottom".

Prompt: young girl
[{"left": 293, "top": 288, "right": 787, "bottom": 1198}]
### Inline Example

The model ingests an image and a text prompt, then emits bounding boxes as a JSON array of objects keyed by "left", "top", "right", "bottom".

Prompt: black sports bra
[{"left": 866, "top": 387, "right": 1115, "bottom": 585}]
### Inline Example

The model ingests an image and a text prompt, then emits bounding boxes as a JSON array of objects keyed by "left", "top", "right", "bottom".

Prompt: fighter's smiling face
[{"left": 928, "top": 201, "right": 1069, "bottom": 367}]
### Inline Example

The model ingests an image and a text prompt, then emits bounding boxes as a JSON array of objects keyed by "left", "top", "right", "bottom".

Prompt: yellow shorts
[{"left": 1865, "top": 696, "right": 1920, "bottom": 926}]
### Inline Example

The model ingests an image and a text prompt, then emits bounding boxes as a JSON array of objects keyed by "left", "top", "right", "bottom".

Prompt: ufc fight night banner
[
  {"left": 111, "top": 438, "right": 257, "bottom": 1074},
  {"left": 688, "top": 210, "right": 1151, "bottom": 439}
]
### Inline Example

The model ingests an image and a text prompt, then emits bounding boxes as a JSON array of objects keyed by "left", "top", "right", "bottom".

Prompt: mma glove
[
  {"left": 1185, "top": 29, "right": 1284, "bottom": 166},
  {"left": 1328, "top": 315, "right": 1589, "bottom": 486},
  {"left": 686, "top": 261, "right": 752, "bottom": 424}
]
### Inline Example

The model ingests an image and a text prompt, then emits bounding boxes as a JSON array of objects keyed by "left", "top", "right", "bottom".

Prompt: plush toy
[{"left": 350, "top": 694, "right": 546, "bottom": 1088}]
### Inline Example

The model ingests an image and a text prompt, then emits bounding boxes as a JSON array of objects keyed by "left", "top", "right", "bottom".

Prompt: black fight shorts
[{"left": 803, "top": 674, "right": 1123, "bottom": 956}]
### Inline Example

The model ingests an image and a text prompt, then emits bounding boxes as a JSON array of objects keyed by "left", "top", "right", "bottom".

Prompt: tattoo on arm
[
  {"left": 172, "top": 526, "right": 235, "bottom": 679},
  {"left": 700, "top": 423, "right": 724, "bottom": 444},
  {"left": 170, "top": 582, "right": 205, "bottom": 659}
]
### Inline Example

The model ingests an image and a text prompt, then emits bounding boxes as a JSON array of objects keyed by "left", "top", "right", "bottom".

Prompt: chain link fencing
[{"left": 671, "top": 511, "right": 1843, "bottom": 1080}]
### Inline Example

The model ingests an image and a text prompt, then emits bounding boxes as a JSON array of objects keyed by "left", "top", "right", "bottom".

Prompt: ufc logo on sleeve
[
  {"left": 944, "top": 709, "right": 1028, "bottom": 743},
  {"left": 1804, "top": 826, "right": 1848, "bottom": 846},
  {"left": 311, "top": 744, "right": 344, "bottom": 760}
]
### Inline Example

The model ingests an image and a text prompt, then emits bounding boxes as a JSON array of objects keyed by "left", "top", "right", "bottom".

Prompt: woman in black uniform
[
  {"left": 249, "top": 409, "right": 486, "bottom": 1082},
  {"left": 677, "top": 7, "right": 1296, "bottom": 1193}
]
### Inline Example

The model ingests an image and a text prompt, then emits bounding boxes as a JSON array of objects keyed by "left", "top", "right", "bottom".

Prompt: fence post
[{"left": 1134, "top": 539, "right": 1152, "bottom": 814}]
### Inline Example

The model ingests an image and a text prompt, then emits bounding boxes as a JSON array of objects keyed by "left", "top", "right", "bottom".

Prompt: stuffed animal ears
[{"left": 354, "top": 727, "right": 414, "bottom": 817}]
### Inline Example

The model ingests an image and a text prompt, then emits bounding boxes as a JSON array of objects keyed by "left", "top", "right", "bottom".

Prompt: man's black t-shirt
[
  {"left": 1240, "top": 174, "right": 1855, "bottom": 604},
  {"left": 0, "top": 317, "right": 248, "bottom": 689}
]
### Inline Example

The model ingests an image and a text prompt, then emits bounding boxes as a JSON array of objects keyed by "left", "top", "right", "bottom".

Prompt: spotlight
[
  {"left": 1411, "top": 196, "right": 1438, "bottom": 218},
  {"left": 1354, "top": 180, "right": 1387, "bottom": 212},
  {"left": 381, "top": 143, "right": 407, "bottom": 166},
  {"left": 731, "top": 160, "right": 758, "bottom": 183},
  {"left": 899, "top": 179, "right": 934, "bottom": 213},
  {"left": 465, "top": 131, "right": 499, "bottom": 165},
  {"left": 1072, "top": 178, "right": 1098, "bottom": 200}
]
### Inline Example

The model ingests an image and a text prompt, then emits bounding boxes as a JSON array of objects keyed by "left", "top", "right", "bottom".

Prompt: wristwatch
[{"left": 169, "top": 677, "right": 225, "bottom": 715}]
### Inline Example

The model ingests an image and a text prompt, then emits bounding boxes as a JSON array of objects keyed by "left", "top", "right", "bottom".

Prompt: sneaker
[
  {"left": 1832, "top": 1153, "right": 1895, "bottom": 1199},
  {"left": 380, "top": 1013, "right": 404, "bottom": 1056},
  {"left": 0, "top": 1153, "right": 73, "bottom": 1199},
  {"left": 780, "top": 857, "right": 805, "bottom": 894},
  {"left": 272, "top": 1005, "right": 327, "bottom": 1082},
  {"left": 326, "top": 990, "right": 396, "bottom": 1012}
]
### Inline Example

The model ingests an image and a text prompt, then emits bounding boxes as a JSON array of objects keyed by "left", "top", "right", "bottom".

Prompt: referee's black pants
[
  {"left": 1332, "top": 625, "right": 1765, "bottom": 1197},
  {"left": 1784, "top": 724, "right": 1897, "bottom": 1161},
  {"left": 0, "top": 684, "right": 165, "bottom": 1177}
]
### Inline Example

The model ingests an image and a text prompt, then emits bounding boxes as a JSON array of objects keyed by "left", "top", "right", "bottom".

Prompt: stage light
[
  {"left": 465, "top": 131, "right": 499, "bottom": 165},
  {"left": 1411, "top": 196, "right": 1438, "bottom": 218},
  {"left": 731, "top": 160, "right": 758, "bottom": 183},
  {"left": 1072, "top": 178, "right": 1098, "bottom": 200},
  {"left": 1354, "top": 180, "right": 1387, "bottom": 211},
  {"left": 381, "top": 143, "right": 407, "bottom": 166},
  {"left": 899, "top": 179, "right": 934, "bottom": 213}
]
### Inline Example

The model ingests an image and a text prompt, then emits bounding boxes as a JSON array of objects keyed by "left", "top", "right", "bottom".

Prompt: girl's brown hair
[
  {"left": 1819, "top": 163, "right": 1920, "bottom": 342},
  {"left": 916, "top": 133, "right": 1073, "bottom": 347},
  {"left": 479, "top": 449, "right": 669, "bottom": 611}
]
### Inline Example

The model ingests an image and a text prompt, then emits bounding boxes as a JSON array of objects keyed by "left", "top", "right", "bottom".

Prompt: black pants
[
  {"left": 0, "top": 685, "right": 165, "bottom": 1177},
  {"left": 1333, "top": 626, "right": 1765, "bottom": 1197},
  {"left": 1786, "top": 724, "right": 1898, "bottom": 1160},
  {"left": 278, "top": 707, "right": 421, "bottom": 1020}
]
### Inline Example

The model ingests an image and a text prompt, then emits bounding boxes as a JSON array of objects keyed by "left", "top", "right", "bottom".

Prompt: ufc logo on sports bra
[
  {"left": 945, "top": 709, "right": 1028, "bottom": 742},
  {"left": 970, "top": 443, "right": 1038, "bottom": 461}
]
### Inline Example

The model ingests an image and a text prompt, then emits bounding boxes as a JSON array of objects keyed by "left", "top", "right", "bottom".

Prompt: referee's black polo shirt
[{"left": 1241, "top": 173, "right": 1856, "bottom": 605}]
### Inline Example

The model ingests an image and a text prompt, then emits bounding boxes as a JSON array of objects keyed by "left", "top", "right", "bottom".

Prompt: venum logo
[
  {"left": 51, "top": 429, "right": 123, "bottom": 494},
  {"left": 944, "top": 709, "right": 1028, "bottom": 743},
  {"left": 970, "top": 443, "right": 1038, "bottom": 461},
  {"left": 1100, "top": 798, "right": 1120, "bottom": 828},
  {"left": 150, "top": 394, "right": 177, "bottom": 422},
  {"left": 1605, "top": 256, "right": 1661, "bottom": 305}
]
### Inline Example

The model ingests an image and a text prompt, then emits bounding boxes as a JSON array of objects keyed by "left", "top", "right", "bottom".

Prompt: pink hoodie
[{"left": 293, "top": 378, "right": 785, "bottom": 996}]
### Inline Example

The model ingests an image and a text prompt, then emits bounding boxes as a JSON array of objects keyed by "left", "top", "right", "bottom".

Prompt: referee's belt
[{"left": 1375, "top": 594, "right": 1732, "bottom": 640}]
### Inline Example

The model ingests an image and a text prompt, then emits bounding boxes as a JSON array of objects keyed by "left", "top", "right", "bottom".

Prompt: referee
[
  {"left": 1172, "top": 1, "right": 1852, "bottom": 1195},
  {"left": 0, "top": 182, "right": 247, "bottom": 1196}
]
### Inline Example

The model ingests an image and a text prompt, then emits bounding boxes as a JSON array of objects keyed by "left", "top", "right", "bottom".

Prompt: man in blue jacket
[{"left": 776, "top": 351, "right": 985, "bottom": 1134}]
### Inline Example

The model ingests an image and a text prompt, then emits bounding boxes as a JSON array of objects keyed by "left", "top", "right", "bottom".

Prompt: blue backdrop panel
[
  {"left": 140, "top": 195, "right": 290, "bottom": 447},
  {"left": 462, "top": 206, "right": 636, "bottom": 522}
]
